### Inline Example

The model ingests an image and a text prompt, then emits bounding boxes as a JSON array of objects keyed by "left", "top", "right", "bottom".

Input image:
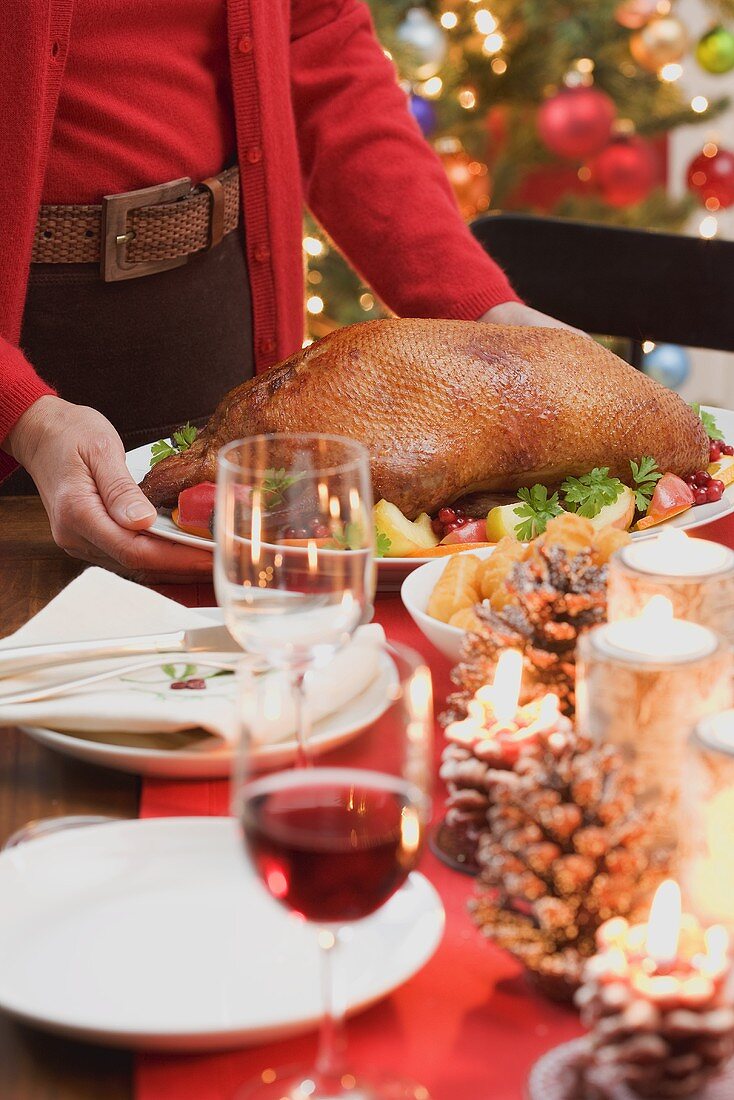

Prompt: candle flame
[
  {"left": 492, "top": 649, "right": 523, "bottom": 725},
  {"left": 640, "top": 595, "right": 675, "bottom": 629},
  {"left": 656, "top": 528, "right": 689, "bottom": 554},
  {"left": 538, "top": 693, "right": 560, "bottom": 726},
  {"left": 704, "top": 924, "right": 729, "bottom": 962},
  {"left": 646, "top": 880, "right": 682, "bottom": 964}
]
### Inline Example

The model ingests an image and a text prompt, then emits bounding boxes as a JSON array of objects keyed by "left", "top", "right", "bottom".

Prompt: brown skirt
[{"left": 2, "top": 227, "right": 253, "bottom": 494}]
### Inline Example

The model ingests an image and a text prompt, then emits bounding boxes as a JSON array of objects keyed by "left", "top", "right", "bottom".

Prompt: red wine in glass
[{"left": 240, "top": 767, "right": 427, "bottom": 923}]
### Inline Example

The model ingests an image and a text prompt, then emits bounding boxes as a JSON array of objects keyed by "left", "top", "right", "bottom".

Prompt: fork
[{"left": 0, "top": 656, "right": 244, "bottom": 708}]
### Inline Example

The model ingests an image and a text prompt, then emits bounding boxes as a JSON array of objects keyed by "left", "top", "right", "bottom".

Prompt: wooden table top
[{"left": 0, "top": 497, "right": 135, "bottom": 1100}]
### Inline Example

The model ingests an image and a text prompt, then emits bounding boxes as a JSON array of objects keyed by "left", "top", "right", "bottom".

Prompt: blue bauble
[
  {"left": 642, "top": 343, "right": 691, "bottom": 390},
  {"left": 409, "top": 93, "right": 437, "bottom": 137}
]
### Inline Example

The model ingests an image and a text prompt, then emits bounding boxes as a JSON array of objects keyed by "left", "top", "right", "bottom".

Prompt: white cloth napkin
[{"left": 0, "top": 568, "right": 384, "bottom": 745}]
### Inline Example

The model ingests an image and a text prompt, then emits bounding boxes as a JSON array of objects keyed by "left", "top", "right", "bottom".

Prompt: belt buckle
[{"left": 101, "top": 177, "right": 192, "bottom": 282}]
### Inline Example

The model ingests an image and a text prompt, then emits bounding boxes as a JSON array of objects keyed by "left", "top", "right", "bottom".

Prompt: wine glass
[
  {"left": 233, "top": 641, "right": 434, "bottom": 1100},
  {"left": 214, "top": 434, "right": 375, "bottom": 761}
]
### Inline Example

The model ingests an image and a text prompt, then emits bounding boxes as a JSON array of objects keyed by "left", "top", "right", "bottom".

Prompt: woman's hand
[
  {"left": 5, "top": 396, "right": 212, "bottom": 582},
  {"left": 481, "top": 301, "right": 586, "bottom": 336}
]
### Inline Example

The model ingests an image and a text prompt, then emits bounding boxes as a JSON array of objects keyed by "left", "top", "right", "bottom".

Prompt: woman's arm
[
  {"left": 290, "top": 0, "right": 527, "bottom": 322},
  {"left": 2, "top": 349, "right": 211, "bottom": 581}
]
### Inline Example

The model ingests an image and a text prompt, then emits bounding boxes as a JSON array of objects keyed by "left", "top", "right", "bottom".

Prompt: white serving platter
[
  {"left": 126, "top": 405, "right": 734, "bottom": 581},
  {"left": 0, "top": 817, "right": 444, "bottom": 1051}
]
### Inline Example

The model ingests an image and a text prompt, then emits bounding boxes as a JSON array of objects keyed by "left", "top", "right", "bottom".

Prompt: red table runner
[{"left": 136, "top": 515, "right": 734, "bottom": 1100}]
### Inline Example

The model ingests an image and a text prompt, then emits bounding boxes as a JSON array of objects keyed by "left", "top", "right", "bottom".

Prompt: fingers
[
  {"left": 50, "top": 484, "right": 212, "bottom": 579},
  {"left": 83, "top": 434, "right": 158, "bottom": 531}
]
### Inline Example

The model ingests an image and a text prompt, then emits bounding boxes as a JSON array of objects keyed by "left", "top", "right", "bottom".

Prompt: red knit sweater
[{"left": 0, "top": 0, "right": 520, "bottom": 479}]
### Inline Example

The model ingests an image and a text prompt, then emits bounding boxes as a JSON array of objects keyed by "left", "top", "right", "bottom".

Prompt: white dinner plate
[
  {"left": 0, "top": 817, "right": 444, "bottom": 1051},
  {"left": 126, "top": 405, "right": 734, "bottom": 573},
  {"left": 20, "top": 617, "right": 396, "bottom": 777}
]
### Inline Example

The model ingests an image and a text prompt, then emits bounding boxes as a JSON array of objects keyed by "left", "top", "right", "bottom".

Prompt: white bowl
[{"left": 400, "top": 546, "right": 496, "bottom": 662}]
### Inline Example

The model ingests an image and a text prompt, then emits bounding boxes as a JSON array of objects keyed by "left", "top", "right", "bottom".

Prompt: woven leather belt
[{"left": 32, "top": 166, "right": 240, "bottom": 282}]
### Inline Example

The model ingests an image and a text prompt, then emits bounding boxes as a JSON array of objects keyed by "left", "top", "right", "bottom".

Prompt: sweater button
[
  {"left": 246, "top": 146, "right": 262, "bottom": 165},
  {"left": 259, "top": 337, "right": 276, "bottom": 355},
  {"left": 237, "top": 35, "right": 253, "bottom": 54},
  {"left": 254, "top": 244, "right": 270, "bottom": 263}
]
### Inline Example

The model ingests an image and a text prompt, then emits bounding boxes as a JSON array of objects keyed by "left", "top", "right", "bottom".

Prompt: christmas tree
[{"left": 304, "top": 0, "right": 734, "bottom": 340}]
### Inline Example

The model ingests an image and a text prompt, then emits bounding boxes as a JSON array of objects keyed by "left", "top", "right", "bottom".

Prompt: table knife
[{"left": 0, "top": 625, "right": 242, "bottom": 679}]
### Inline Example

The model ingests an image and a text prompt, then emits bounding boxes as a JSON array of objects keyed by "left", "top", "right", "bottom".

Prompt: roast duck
[{"left": 141, "top": 318, "right": 708, "bottom": 518}]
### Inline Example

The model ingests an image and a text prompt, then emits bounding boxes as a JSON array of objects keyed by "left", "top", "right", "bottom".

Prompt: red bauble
[
  {"left": 537, "top": 86, "right": 617, "bottom": 161},
  {"left": 589, "top": 136, "right": 657, "bottom": 207},
  {"left": 686, "top": 147, "right": 734, "bottom": 210}
]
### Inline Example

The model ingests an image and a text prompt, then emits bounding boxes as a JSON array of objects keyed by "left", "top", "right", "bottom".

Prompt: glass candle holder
[
  {"left": 576, "top": 599, "right": 732, "bottom": 852},
  {"left": 680, "top": 711, "right": 734, "bottom": 931},
  {"left": 607, "top": 530, "right": 734, "bottom": 647}
]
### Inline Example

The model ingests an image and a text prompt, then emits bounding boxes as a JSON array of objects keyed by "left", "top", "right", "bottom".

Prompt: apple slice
[
  {"left": 485, "top": 502, "right": 526, "bottom": 541},
  {"left": 587, "top": 486, "right": 636, "bottom": 532},
  {"left": 708, "top": 455, "right": 734, "bottom": 488},
  {"left": 440, "top": 519, "right": 489, "bottom": 545},
  {"left": 373, "top": 499, "right": 439, "bottom": 557}
]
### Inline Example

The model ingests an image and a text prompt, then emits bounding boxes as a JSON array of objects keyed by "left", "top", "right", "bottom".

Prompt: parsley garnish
[
  {"left": 333, "top": 521, "right": 365, "bottom": 550},
  {"left": 260, "top": 468, "right": 305, "bottom": 506},
  {"left": 691, "top": 403, "right": 724, "bottom": 442},
  {"left": 514, "top": 485, "right": 563, "bottom": 541},
  {"left": 149, "top": 423, "right": 198, "bottom": 467},
  {"left": 630, "top": 456, "right": 662, "bottom": 512},
  {"left": 375, "top": 531, "right": 392, "bottom": 558},
  {"left": 561, "top": 468, "right": 624, "bottom": 519}
]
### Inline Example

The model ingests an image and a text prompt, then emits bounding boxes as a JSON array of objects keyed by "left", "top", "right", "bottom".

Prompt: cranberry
[
  {"left": 445, "top": 521, "right": 461, "bottom": 533},
  {"left": 454, "top": 508, "right": 466, "bottom": 520},
  {"left": 170, "top": 681, "right": 188, "bottom": 690},
  {"left": 693, "top": 470, "right": 712, "bottom": 487},
  {"left": 709, "top": 441, "right": 722, "bottom": 463},
  {"left": 693, "top": 487, "right": 709, "bottom": 506},
  {"left": 707, "top": 480, "right": 725, "bottom": 503},
  {"left": 722, "top": 444, "right": 734, "bottom": 457},
  {"left": 685, "top": 475, "right": 697, "bottom": 489},
  {"left": 185, "top": 678, "right": 207, "bottom": 690},
  {"left": 314, "top": 523, "right": 331, "bottom": 538},
  {"left": 438, "top": 507, "right": 456, "bottom": 524},
  {"left": 431, "top": 518, "right": 444, "bottom": 536}
]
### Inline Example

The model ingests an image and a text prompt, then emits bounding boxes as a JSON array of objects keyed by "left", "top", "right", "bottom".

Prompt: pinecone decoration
[
  {"left": 576, "top": 972, "right": 734, "bottom": 1098},
  {"left": 470, "top": 727, "right": 669, "bottom": 1002},
  {"left": 445, "top": 541, "right": 609, "bottom": 722},
  {"left": 439, "top": 697, "right": 574, "bottom": 871}
]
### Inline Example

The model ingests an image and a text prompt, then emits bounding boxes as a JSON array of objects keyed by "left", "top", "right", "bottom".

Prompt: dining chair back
[{"left": 471, "top": 212, "right": 734, "bottom": 366}]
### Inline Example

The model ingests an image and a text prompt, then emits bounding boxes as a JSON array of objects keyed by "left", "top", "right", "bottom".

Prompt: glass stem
[
  {"left": 290, "top": 667, "right": 312, "bottom": 768},
  {"left": 314, "top": 927, "right": 348, "bottom": 1088}
]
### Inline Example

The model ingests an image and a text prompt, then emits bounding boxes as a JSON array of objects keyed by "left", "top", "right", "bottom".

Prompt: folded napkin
[{"left": 0, "top": 568, "right": 384, "bottom": 746}]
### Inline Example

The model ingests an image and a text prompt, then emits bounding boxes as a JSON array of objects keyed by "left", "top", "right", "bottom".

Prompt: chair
[{"left": 471, "top": 212, "right": 734, "bottom": 366}]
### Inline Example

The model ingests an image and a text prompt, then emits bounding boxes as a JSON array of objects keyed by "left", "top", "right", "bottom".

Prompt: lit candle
[
  {"left": 445, "top": 649, "right": 571, "bottom": 766},
  {"left": 608, "top": 529, "right": 734, "bottom": 647},
  {"left": 680, "top": 711, "right": 734, "bottom": 932},
  {"left": 572, "top": 880, "right": 734, "bottom": 1097},
  {"left": 439, "top": 650, "right": 572, "bottom": 869},
  {"left": 595, "top": 595, "right": 717, "bottom": 664},
  {"left": 577, "top": 598, "right": 732, "bottom": 850}
]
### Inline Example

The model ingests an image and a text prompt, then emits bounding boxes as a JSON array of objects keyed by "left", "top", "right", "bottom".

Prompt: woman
[{"left": 0, "top": 0, "right": 569, "bottom": 581}]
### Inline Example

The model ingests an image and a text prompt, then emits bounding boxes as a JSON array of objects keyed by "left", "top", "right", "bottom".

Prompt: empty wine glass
[
  {"left": 233, "top": 641, "right": 434, "bottom": 1100},
  {"left": 214, "top": 434, "right": 375, "bottom": 761}
]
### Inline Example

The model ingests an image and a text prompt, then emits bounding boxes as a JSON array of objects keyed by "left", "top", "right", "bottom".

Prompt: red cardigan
[{"left": 0, "top": 0, "right": 520, "bottom": 479}]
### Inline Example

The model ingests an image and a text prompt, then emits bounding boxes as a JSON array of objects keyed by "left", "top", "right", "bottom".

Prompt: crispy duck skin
[{"left": 141, "top": 319, "right": 709, "bottom": 517}]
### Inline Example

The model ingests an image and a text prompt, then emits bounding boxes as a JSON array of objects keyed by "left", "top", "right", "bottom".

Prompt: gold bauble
[
  {"left": 435, "top": 138, "right": 491, "bottom": 220},
  {"left": 630, "top": 16, "right": 688, "bottom": 72}
]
